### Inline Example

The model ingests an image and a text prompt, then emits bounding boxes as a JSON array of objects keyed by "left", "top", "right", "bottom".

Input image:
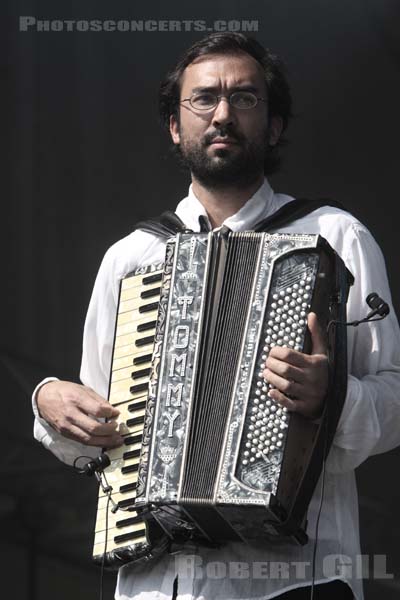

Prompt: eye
[
  {"left": 191, "top": 93, "right": 216, "bottom": 109},
  {"left": 231, "top": 92, "right": 257, "bottom": 109}
]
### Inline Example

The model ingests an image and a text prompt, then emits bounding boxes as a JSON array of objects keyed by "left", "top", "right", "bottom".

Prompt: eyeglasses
[{"left": 181, "top": 91, "right": 266, "bottom": 111}]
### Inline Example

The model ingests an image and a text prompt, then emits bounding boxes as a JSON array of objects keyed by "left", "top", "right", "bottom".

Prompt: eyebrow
[{"left": 190, "top": 85, "right": 260, "bottom": 94}]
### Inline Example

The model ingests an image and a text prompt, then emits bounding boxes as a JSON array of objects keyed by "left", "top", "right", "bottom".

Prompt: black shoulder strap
[
  {"left": 253, "top": 198, "right": 346, "bottom": 232},
  {"left": 135, "top": 199, "right": 347, "bottom": 239},
  {"left": 135, "top": 210, "right": 191, "bottom": 239}
]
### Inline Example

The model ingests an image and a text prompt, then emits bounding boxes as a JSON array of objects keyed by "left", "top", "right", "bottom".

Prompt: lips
[{"left": 209, "top": 137, "right": 238, "bottom": 145}]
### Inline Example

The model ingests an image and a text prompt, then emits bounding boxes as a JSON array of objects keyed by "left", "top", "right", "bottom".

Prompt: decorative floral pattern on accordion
[{"left": 137, "top": 234, "right": 210, "bottom": 504}]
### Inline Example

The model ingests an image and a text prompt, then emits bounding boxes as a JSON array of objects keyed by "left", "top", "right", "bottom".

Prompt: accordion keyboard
[{"left": 92, "top": 267, "right": 162, "bottom": 561}]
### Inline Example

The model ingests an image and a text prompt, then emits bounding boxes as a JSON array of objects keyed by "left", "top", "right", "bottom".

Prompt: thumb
[{"left": 308, "top": 312, "right": 327, "bottom": 355}]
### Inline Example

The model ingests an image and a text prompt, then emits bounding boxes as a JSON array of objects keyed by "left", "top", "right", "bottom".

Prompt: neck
[{"left": 191, "top": 174, "right": 265, "bottom": 228}]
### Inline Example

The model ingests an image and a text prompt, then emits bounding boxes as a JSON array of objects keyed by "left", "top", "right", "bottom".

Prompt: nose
[{"left": 211, "top": 97, "right": 235, "bottom": 128}]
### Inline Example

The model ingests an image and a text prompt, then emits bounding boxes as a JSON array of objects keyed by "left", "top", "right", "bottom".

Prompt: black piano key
[
  {"left": 116, "top": 514, "right": 143, "bottom": 529},
  {"left": 129, "top": 383, "right": 148, "bottom": 395},
  {"left": 128, "top": 400, "right": 147, "bottom": 412},
  {"left": 133, "top": 353, "right": 152, "bottom": 366},
  {"left": 114, "top": 529, "right": 146, "bottom": 544},
  {"left": 118, "top": 497, "right": 136, "bottom": 508},
  {"left": 137, "top": 320, "right": 156, "bottom": 333},
  {"left": 124, "top": 434, "right": 142, "bottom": 446},
  {"left": 131, "top": 368, "right": 151, "bottom": 380},
  {"left": 135, "top": 335, "right": 155, "bottom": 347},
  {"left": 121, "top": 463, "right": 139, "bottom": 475},
  {"left": 140, "top": 287, "right": 161, "bottom": 300},
  {"left": 119, "top": 482, "right": 137, "bottom": 493},
  {"left": 139, "top": 302, "right": 158, "bottom": 314},
  {"left": 143, "top": 272, "right": 162, "bottom": 285},
  {"left": 123, "top": 449, "right": 141, "bottom": 460},
  {"left": 126, "top": 415, "right": 145, "bottom": 428}
]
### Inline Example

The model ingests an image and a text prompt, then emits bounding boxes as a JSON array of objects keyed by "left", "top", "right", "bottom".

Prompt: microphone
[
  {"left": 365, "top": 293, "right": 390, "bottom": 319},
  {"left": 328, "top": 291, "right": 390, "bottom": 331},
  {"left": 82, "top": 453, "right": 111, "bottom": 477}
]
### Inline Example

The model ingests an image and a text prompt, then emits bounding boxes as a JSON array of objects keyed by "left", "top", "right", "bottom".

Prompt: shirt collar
[{"left": 175, "top": 178, "right": 280, "bottom": 233}]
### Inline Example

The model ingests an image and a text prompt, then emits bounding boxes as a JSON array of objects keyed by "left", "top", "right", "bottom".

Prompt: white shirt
[{"left": 33, "top": 179, "right": 400, "bottom": 600}]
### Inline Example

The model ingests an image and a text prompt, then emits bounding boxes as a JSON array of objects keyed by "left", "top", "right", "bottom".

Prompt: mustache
[{"left": 203, "top": 127, "right": 245, "bottom": 146}]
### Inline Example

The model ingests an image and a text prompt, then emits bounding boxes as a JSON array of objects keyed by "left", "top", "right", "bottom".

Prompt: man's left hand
[{"left": 263, "top": 312, "right": 328, "bottom": 419}]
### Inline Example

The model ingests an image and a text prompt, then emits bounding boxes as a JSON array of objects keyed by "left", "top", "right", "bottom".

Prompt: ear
[
  {"left": 269, "top": 115, "right": 283, "bottom": 147},
  {"left": 169, "top": 114, "right": 180, "bottom": 145}
]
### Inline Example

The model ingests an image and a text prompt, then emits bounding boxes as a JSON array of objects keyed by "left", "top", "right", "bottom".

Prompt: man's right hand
[{"left": 36, "top": 380, "right": 124, "bottom": 448}]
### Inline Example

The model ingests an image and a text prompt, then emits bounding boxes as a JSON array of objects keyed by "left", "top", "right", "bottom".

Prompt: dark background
[{"left": 2, "top": 0, "right": 400, "bottom": 598}]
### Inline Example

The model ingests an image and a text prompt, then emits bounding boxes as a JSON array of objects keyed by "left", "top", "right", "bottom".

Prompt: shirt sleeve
[
  {"left": 326, "top": 223, "right": 400, "bottom": 473},
  {"left": 32, "top": 245, "right": 121, "bottom": 466}
]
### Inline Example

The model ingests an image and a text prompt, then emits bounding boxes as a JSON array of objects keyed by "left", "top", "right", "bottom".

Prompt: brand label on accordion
[{"left": 145, "top": 234, "right": 210, "bottom": 502}]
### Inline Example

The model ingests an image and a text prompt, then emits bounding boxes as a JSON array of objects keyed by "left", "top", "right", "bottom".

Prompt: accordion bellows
[{"left": 93, "top": 231, "right": 353, "bottom": 568}]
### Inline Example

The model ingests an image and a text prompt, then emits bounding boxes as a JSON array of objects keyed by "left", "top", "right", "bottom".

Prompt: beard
[{"left": 177, "top": 124, "right": 271, "bottom": 190}]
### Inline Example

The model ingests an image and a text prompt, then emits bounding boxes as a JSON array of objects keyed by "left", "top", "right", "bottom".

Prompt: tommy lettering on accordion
[{"left": 92, "top": 228, "right": 353, "bottom": 568}]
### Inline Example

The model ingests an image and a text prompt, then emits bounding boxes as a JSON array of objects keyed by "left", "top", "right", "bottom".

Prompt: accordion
[{"left": 93, "top": 231, "right": 353, "bottom": 568}]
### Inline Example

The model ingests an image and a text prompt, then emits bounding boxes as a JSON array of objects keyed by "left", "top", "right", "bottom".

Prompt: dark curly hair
[{"left": 159, "top": 32, "right": 292, "bottom": 175}]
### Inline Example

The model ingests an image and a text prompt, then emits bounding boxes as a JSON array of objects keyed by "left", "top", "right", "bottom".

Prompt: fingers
[
  {"left": 59, "top": 421, "right": 124, "bottom": 448},
  {"left": 263, "top": 318, "right": 329, "bottom": 419},
  {"left": 263, "top": 367, "right": 302, "bottom": 398},
  {"left": 267, "top": 345, "right": 310, "bottom": 369},
  {"left": 77, "top": 385, "right": 120, "bottom": 419},
  {"left": 264, "top": 355, "right": 304, "bottom": 385},
  {"left": 37, "top": 380, "right": 124, "bottom": 448},
  {"left": 308, "top": 312, "right": 327, "bottom": 356},
  {"left": 267, "top": 388, "right": 298, "bottom": 412}
]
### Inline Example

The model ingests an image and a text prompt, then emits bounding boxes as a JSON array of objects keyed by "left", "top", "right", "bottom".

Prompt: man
[{"left": 33, "top": 33, "right": 400, "bottom": 600}]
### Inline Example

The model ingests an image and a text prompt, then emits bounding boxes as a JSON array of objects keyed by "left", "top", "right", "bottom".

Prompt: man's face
[{"left": 169, "top": 52, "right": 282, "bottom": 189}]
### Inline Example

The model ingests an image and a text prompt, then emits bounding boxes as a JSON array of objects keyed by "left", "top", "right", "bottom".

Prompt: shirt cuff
[{"left": 32, "top": 376, "right": 59, "bottom": 421}]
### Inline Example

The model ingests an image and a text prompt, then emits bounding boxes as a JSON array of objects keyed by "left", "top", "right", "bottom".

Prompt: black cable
[
  {"left": 99, "top": 495, "right": 110, "bottom": 600},
  {"left": 310, "top": 414, "right": 330, "bottom": 600},
  {"left": 72, "top": 454, "right": 97, "bottom": 474}
]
